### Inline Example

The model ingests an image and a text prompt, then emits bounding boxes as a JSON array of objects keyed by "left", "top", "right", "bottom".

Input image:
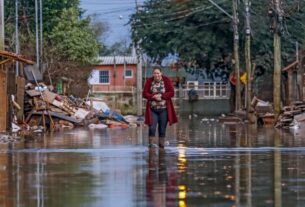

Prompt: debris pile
[
  {"left": 10, "top": 81, "right": 140, "bottom": 135},
  {"left": 24, "top": 83, "right": 92, "bottom": 129},
  {"left": 218, "top": 96, "right": 274, "bottom": 125},
  {"left": 218, "top": 113, "right": 243, "bottom": 124},
  {"left": 275, "top": 101, "right": 305, "bottom": 129}
]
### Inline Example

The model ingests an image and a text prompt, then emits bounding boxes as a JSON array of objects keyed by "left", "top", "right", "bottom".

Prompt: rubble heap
[
  {"left": 24, "top": 83, "right": 94, "bottom": 129},
  {"left": 12, "top": 82, "right": 137, "bottom": 133},
  {"left": 275, "top": 101, "right": 305, "bottom": 129}
]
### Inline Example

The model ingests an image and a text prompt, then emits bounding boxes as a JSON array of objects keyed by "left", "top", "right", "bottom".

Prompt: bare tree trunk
[
  {"left": 244, "top": 0, "right": 251, "bottom": 118},
  {"left": 273, "top": 0, "right": 282, "bottom": 116}
]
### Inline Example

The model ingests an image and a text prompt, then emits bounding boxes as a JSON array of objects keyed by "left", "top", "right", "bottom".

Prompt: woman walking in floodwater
[{"left": 143, "top": 66, "right": 178, "bottom": 148}]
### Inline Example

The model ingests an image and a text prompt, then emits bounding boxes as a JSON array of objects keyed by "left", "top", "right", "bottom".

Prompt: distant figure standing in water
[{"left": 143, "top": 66, "right": 178, "bottom": 148}]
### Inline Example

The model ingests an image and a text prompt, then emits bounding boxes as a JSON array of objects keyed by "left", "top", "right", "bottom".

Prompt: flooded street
[{"left": 1, "top": 117, "right": 305, "bottom": 207}]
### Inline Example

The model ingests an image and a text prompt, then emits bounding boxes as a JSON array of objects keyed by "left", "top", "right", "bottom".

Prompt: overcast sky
[{"left": 80, "top": 0, "right": 145, "bottom": 46}]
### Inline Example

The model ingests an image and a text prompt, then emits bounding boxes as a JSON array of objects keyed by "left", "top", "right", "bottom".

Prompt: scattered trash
[
  {"left": 201, "top": 118, "right": 209, "bottom": 122},
  {"left": 0, "top": 133, "right": 22, "bottom": 143},
  {"left": 124, "top": 115, "right": 139, "bottom": 123},
  {"left": 12, "top": 123, "right": 21, "bottom": 133},
  {"left": 88, "top": 123, "right": 108, "bottom": 129},
  {"left": 218, "top": 115, "right": 242, "bottom": 125}
]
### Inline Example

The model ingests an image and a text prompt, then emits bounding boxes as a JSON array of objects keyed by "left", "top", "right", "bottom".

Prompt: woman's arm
[
  {"left": 161, "top": 77, "right": 175, "bottom": 100},
  {"left": 142, "top": 79, "right": 154, "bottom": 100}
]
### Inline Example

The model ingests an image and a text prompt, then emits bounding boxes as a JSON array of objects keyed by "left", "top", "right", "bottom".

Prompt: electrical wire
[{"left": 132, "top": 4, "right": 230, "bottom": 28}]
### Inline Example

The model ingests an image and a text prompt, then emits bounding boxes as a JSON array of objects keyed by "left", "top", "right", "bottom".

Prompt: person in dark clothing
[{"left": 143, "top": 66, "right": 178, "bottom": 148}]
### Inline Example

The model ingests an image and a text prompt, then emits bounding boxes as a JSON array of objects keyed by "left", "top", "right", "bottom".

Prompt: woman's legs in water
[
  {"left": 148, "top": 110, "right": 159, "bottom": 147},
  {"left": 157, "top": 109, "right": 168, "bottom": 148},
  {"left": 148, "top": 109, "right": 168, "bottom": 148}
]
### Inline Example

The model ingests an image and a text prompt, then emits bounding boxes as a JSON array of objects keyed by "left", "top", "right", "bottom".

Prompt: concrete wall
[
  {"left": 94, "top": 93, "right": 230, "bottom": 116},
  {"left": 179, "top": 99, "right": 231, "bottom": 116},
  {"left": 94, "top": 92, "right": 137, "bottom": 115}
]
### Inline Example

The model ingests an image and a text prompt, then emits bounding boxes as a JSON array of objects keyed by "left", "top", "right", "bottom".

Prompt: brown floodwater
[{"left": 1, "top": 116, "right": 305, "bottom": 207}]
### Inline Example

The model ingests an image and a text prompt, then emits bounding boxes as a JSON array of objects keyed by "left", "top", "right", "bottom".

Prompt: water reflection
[
  {"left": 146, "top": 148, "right": 166, "bottom": 207},
  {"left": 0, "top": 118, "right": 305, "bottom": 206}
]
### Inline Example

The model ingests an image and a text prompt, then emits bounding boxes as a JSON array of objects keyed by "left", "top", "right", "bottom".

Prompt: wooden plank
[
  {"left": 31, "top": 111, "right": 82, "bottom": 124},
  {"left": 25, "top": 89, "right": 40, "bottom": 97},
  {"left": 0, "top": 50, "right": 35, "bottom": 65},
  {"left": 42, "top": 90, "right": 57, "bottom": 104},
  {"left": 0, "top": 59, "right": 12, "bottom": 65},
  {"left": 282, "top": 60, "right": 298, "bottom": 72},
  {"left": 293, "top": 101, "right": 304, "bottom": 106},
  {"left": 0, "top": 70, "right": 7, "bottom": 131},
  {"left": 282, "top": 106, "right": 294, "bottom": 111}
]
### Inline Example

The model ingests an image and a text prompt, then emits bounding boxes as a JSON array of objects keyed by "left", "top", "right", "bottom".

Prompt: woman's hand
[{"left": 152, "top": 93, "right": 162, "bottom": 101}]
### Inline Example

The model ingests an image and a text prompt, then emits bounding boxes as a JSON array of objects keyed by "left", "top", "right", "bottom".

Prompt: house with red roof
[{"left": 88, "top": 56, "right": 138, "bottom": 93}]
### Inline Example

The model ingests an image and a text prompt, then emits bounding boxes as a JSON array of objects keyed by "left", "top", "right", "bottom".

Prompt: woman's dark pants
[{"left": 149, "top": 108, "right": 168, "bottom": 138}]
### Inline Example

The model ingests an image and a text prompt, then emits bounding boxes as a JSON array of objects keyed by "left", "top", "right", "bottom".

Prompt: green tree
[
  {"left": 48, "top": 8, "right": 100, "bottom": 63},
  {"left": 4, "top": 0, "right": 107, "bottom": 96},
  {"left": 130, "top": 0, "right": 305, "bottom": 72},
  {"left": 4, "top": 0, "right": 104, "bottom": 65},
  {"left": 131, "top": 0, "right": 232, "bottom": 68}
]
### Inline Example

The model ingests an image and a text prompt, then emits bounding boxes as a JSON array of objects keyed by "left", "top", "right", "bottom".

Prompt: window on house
[
  {"left": 99, "top": 70, "right": 110, "bottom": 84},
  {"left": 125, "top": 69, "right": 133, "bottom": 78}
]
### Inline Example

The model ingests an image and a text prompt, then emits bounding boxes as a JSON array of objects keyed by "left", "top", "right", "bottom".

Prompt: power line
[
  {"left": 132, "top": 5, "right": 228, "bottom": 28},
  {"left": 134, "top": 19, "right": 230, "bottom": 36},
  {"left": 83, "top": 7, "right": 135, "bottom": 16},
  {"left": 208, "top": 0, "right": 232, "bottom": 19},
  {"left": 81, "top": 2, "right": 143, "bottom": 5}
]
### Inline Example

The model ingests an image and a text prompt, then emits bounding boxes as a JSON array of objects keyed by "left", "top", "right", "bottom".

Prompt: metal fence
[{"left": 142, "top": 82, "right": 231, "bottom": 111}]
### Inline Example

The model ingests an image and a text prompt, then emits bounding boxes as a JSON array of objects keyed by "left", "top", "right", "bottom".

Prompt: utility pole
[
  {"left": 136, "top": 45, "right": 143, "bottom": 116},
  {"left": 135, "top": 0, "right": 143, "bottom": 116},
  {"left": 39, "top": 0, "right": 43, "bottom": 72},
  {"left": 16, "top": 0, "right": 20, "bottom": 76},
  {"left": 233, "top": 0, "right": 241, "bottom": 111},
  {"left": 0, "top": 0, "right": 6, "bottom": 132},
  {"left": 0, "top": 0, "right": 4, "bottom": 50},
  {"left": 273, "top": 0, "right": 282, "bottom": 116},
  {"left": 244, "top": 0, "right": 251, "bottom": 117},
  {"left": 35, "top": 0, "right": 40, "bottom": 71}
]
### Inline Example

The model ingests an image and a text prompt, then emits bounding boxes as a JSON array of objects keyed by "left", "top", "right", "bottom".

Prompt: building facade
[
  {"left": 88, "top": 56, "right": 138, "bottom": 93},
  {"left": 88, "top": 56, "right": 138, "bottom": 114}
]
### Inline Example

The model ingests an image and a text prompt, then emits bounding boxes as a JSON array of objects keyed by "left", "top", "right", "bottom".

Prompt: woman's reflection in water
[{"left": 146, "top": 148, "right": 177, "bottom": 207}]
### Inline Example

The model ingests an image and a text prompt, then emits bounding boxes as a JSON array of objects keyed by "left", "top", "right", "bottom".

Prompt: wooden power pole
[
  {"left": 0, "top": 0, "right": 7, "bottom": 132},
  {"left": 136, "top": 46, "right": 143, "bottom": 116},
  {"left": 135, "top": 0, "right": 143, "bottom": 116},
  {"left": 233, "top": 0, "right": 241, "bottom": 111},
  {"left": 0, "top": 0, "right": 3, "bottom": 50},
  {"left": 273, "top": 0, "right": 282, "bottom": 116},
  {"left": 244, "top": 0, "right": 251, "bottom": 117}
]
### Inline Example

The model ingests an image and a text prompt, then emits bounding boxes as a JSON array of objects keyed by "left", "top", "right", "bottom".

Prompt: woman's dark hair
[{"left": 152, "top": 65, "right": 162, "bottom": 72}]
